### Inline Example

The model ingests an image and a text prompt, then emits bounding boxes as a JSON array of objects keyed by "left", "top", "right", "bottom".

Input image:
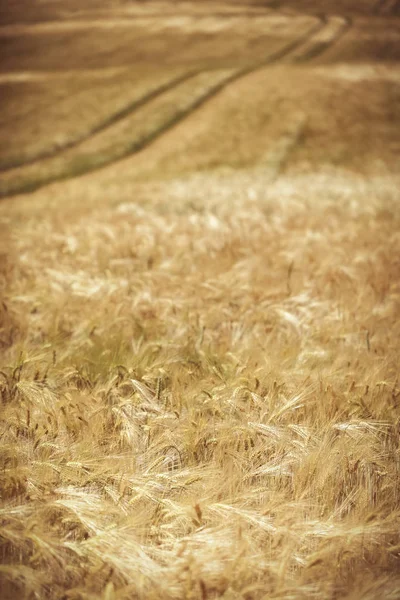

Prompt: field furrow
[
  {"left": 291, "top": 16, "right": 351, "bottom": 62},
  {"left": 0, "top": 70, "right": 198, "bottom": 172},
  {"left": 0, "top": 16, "right": 330, "bottom": 198}
]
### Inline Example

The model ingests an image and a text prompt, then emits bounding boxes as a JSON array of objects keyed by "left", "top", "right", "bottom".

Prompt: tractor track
[
  {"left": 0, "top": 16, "right": 326, "bottom": 174},
  {"left": 0, "top": 13, "right": 352, "bottom": 199},
  {"left": 0, "top": 70, "right": 199, "bottom": 173},
  {"left": 294, "top": 15, "right": 351, "bottom": 62}
]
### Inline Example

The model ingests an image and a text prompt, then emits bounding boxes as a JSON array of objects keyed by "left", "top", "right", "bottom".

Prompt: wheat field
[{"left": 1, "top": 1, "right": 400, "bottom": 599}]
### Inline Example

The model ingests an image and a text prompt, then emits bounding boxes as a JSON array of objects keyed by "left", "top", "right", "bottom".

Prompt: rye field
[{"left": 0, "top": 1, "right": 400, "bottom": 598}]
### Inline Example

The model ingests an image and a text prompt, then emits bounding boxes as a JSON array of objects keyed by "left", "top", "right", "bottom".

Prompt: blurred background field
[{"left": 0, "top": 2, "right": 399, "bottom": 599}]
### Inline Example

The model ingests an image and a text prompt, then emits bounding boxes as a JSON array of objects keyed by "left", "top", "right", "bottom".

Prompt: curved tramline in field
[
  {"left": 0, "top": 13, "right": 351, "bottom": 199},
  {"left": 291, "top": 15, "right": 351, "bottom": 62},
  {"left": 0, "top": 14, "right": 320, "bottom": 173},
  {"left": 0, "top": 70, "right": 198, "bottom": 173},
  {"left": 0, "top": 11, "right": 305, "bottom": 172}
]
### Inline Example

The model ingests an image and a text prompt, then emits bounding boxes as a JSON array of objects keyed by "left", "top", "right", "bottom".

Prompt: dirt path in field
[{"left": 0, "top": 13, "right": 352, "bottom": 196}]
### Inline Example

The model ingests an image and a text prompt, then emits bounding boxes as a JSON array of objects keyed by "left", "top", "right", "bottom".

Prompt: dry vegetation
[
  {"left": 1, "top": 168, "right": 400, "bottom": 599},
  {"left": 0, "top": 1, "right": 400, "bottom": 599}
]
